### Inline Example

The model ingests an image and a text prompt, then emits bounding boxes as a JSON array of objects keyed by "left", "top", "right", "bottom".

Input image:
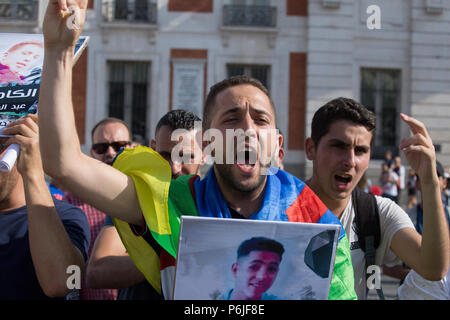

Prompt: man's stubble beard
[{"left": 214, "top": 163, "right": 267, "bottom": 195}]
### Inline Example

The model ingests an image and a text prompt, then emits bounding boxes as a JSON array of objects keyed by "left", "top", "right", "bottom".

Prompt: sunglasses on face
[{"left": 92, "top": 141, "right": 130, "bottom": 154}]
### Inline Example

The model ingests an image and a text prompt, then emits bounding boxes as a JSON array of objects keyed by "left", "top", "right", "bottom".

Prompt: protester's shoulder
[
  {"left": 374, "top": 195, "right": 402, "bottom": 213},
  {"left": 53, "top": 197, "right": 88, "bottom": 225},
  {"left": 275, "top": 168, "right": 307, "bottom": 191},
  {"left": 374, "top": 195, "right": 414, "bottom": 228}
]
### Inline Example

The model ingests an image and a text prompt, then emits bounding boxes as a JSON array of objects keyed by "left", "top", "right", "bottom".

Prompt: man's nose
[
  {"left": 105, "top": 145, "right": 117, "bottom": 158},
  {"left": 342, "top": 149, "right": 356, "bottom": 169},
  {"left": 255, "top": 267, "right": 268, "bottom": 281},
  {"left": 241, "top": 114, "right": 257, "bottom": 132},
  {"left": 239, "top": 115, "right": 258, "bottom": 146}
]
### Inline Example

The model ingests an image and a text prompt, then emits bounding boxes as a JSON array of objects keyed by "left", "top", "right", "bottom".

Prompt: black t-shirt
[{"left": 0, "top": 197, "right": 90, "bottom": 300}]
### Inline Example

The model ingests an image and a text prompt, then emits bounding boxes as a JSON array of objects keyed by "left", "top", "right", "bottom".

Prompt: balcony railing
[
  {"left": 102, "top": 0, "right": 157, "bottom": 24},
  {"left": 223, "top": 5, "right": 276, "bottom": 28},
  {"left": 0, "top": 0, "right": 39, "bottom": 21}
]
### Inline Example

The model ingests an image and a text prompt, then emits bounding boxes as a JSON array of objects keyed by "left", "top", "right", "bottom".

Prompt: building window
[
  {"left": 360, "top": 68, "right": 401, "bottom": 159},
  {"left": 223, "top": 0, "right": 276, "bottom": 27},
  {"left": 0, "top": 0, "right": 39, "bottom": 20},
  {"left": 107, "top": 61, "right": 150, "bottom": 143},
  {"left": 231, "top": 0, "right": 270, "bottom": 5},
  {"left": 102, "top": 0, "right": 157, "bottom": 24},
  {"left": 227, "top": 64, "right": 271, "bottom": 91}
]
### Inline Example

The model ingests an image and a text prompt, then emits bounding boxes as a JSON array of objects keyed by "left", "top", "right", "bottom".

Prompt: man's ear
[
  {"left": 89, "top": 148, "right": 95, "bottom": 158},
  {"left": 231, "top": 262, "right": 239, "bottom": 276},
  {"left": 277, "top": 133, "right": 285, "bottom": 164},
  {"left": 150, "top": 139, "right": 156, "bottom": 150},
  {"left": 305, "top": 138, "right": 316, "bottom": 161}
]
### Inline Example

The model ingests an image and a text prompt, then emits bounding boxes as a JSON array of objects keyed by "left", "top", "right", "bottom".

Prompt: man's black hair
[
  {"left": 155, "top": 109, "right": 201, "bottom": 136},
  {"left": 237, "top": 237, "right": 284, "bottom": 260},
  {"left": 311, "top": 97, "right": 376, "bottom": 146}
]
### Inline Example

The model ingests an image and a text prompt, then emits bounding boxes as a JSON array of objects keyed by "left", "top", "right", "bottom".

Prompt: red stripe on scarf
[
  {"left": 285, "top": 185, "right": 327, "bottom": 223},
  {"left": 160, "top": 249, "right": 176, "bottom": 270}
]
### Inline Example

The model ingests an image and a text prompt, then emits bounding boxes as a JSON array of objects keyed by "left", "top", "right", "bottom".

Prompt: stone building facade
[{"left": 1, "top": 0, "right": 449, "bottom": 176}]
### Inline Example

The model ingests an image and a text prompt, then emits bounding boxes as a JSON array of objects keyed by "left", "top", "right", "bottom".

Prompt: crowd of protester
[{"left": 0, "top": 0, "right": 449, "bottom": 301}]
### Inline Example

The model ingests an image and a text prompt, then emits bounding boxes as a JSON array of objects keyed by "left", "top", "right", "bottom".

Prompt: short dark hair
[
  {"left": 237, "top": 237, "right": 284, "bottom": 260},
  {"left": 155, "top": 109, "right": 201, "bottom": 136},
  {"left": 311, "top": 97, "right": 376, "bottom": 146},
  {"left": 203, "top": 75, "right": 275, "bottom": 130},
  {"left": 91, "top": 117, "right": 131, "bottom": 142}
]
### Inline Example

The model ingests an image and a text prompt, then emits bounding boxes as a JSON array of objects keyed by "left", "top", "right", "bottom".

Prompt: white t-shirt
[
  {"left": 398, "top": 268, "right": 450, "bottom": 300},
  {"left": 340, "top": 195, "right": 415, "bottom": 299}
]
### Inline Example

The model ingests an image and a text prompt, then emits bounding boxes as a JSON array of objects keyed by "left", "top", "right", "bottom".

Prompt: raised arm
[
  {"left": 38, "top": 0, "right": 142, "bottom": 225},
  {"left": 4, "top": 115, "right": 86, "bottom": 297},
  {"left": 390, "top": 113, "right": 449, "bottom": 280}
]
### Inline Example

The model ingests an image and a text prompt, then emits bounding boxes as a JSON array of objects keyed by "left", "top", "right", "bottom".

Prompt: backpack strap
[
  {"left": 365, "top": 236, "right": 385, "bottom": 300},
  {"left": 352, "top": 188, "right": 385, "bottom": 300},
  {"left": 352, "top": 188, "right": 381, "bottom": 252}
]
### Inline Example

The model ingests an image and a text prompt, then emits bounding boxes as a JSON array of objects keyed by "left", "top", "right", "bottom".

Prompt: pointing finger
[
  {"left": 399, "top": 133, "right": 432, "bottom": 151},
  {"left": 400, "top": 113, "right": 429, "bottom": 139}
]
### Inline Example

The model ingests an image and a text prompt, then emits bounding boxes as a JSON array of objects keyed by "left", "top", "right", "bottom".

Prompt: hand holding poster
[
  {"left": 0, "top": 33, "right": 89, "bottom": 171},
  {"left": 173, "top": 216, "right": 341, "bottom": 300}
]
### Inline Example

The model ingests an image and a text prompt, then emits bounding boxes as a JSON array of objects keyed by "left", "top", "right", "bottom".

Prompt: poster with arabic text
[{"left": 0, "top": 33, "right": 89, "bottom": 136}]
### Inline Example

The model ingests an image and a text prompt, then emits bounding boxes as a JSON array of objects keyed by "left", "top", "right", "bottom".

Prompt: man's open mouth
[
  {"left": 236, "top": 148, "right": 258, "bottom": 173},
  {"left": 334, "top": 174, "right": 352, "bottom": 188}
]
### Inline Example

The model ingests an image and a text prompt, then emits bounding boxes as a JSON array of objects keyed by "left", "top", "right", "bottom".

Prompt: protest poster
[
  {"left": 0, "top": 33, "right": 88, "bottom": 171},
  {"left": 0, "top": 33, "right": 89, "bottom": 135},
  {"left": 173, "top": 216, "right": 340, "bottom": 300}
]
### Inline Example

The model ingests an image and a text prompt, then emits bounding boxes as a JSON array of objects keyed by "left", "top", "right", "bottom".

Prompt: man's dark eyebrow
[
  {"left": 220, "top": 107, "right": 241, "bottom": 118},
  {"left": 328, "top": 138, "right": 348, "bottom": 145},
  {"left": 220, "top": 106, "right": 272, "bottom": 118},
  {"left": 328, "top": 138, "right": 370, "bottom": 151},
  {"left": 250, "top": 105, "right": 272, "bottom": 116}
]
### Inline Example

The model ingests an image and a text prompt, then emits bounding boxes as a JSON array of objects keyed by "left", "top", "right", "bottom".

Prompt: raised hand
[
  {"left": 399, "top": 113, "right": 437, "bottom": 184},
  {"left": 43, "top": 0, "right": 88, "bottom": 49},
  {"left": 2, "top": 114, "right": 42, "bottom": 178}
]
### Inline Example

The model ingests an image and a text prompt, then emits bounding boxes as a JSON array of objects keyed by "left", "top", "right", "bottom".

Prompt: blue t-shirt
[{"left": 0, "top": 197, "right": 90, "bottom": 300}]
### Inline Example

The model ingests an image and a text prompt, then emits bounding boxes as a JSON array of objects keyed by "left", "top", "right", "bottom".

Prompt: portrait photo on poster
[
  {"left": 0, "top": 33, "right": 89, "bottom": 136},
  {"left": 173, "top": 216, "right": 340, "bottom": 300}
]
